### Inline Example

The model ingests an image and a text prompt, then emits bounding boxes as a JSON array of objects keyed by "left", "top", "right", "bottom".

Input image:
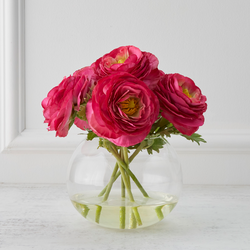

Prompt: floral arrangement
[{"left": 42, "top": 45, "right": 207, "bottom": 228}]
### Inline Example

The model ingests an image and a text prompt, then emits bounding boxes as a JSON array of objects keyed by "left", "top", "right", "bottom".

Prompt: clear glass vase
[{"left": 67, "top": 136, "right": 182, "bottom": 229}]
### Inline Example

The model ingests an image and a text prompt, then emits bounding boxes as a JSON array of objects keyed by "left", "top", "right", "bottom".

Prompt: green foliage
[
  {"left": 68, "top": 111, "right": 77, "bottom": 130},
  {"left": 87, "top": 131, "right": 98, "bottom": 141},
  {"left": 146, "top": 137, "right": 167, "bottom": 154},
  {"left": 181, "top": 133, "right": 207, "bottom": 145},
  {"left": 159, "top": 127, "right": 178, "bottom": 137},
  {"left": 150, "top": 117, "right": 171, "bottom": 135},
  {"left": 76, "top": 88, "right": 94, "bottom": 121},
  {"left": 158, "top": 117, "right": 171, "bottom": 129},
  {"left": 76, "top": 104, "right": 87, "bottom": 121},
  {"left": 127, "top": 143, "right": 140, "bottom": 150}
]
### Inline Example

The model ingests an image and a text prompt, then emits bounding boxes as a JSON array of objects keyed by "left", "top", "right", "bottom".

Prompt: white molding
[
  {"left": 0, "top": 0, "right": 25, "bottom": 153},
  {"left": 18, "top": 0, "right": 26, "bottom": 133},
  {"left": 170, "top": 129, "right": 250, "bottom": 154},
  {"left": 2, "top": 128, "right": 250, "bottom": 154},
  {"left": 1, "top": 129, "right": 250, "bottom": 184},
  {"left": 5, "top": 129, "right": 85, "bottom": 153}
]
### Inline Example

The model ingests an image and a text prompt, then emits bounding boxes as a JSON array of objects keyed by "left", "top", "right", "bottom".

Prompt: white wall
[{"left": 1, "top": 0, "right": 250, "bottom": 184}]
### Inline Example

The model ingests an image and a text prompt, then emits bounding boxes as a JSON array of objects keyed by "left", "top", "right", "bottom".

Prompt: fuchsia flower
[
  {"left": 42, "top": 67, "right": 96, "bottom": 136},
  {"left": 92, "top": 45, "right": 161, "bottom": 89},
  {"left": 155, "top": 74, "right": 207, "bottom": 136},
  {"left": 86, "top": 72, "right": 160, "bottom": 147},
  {"left": 42, "top": 46, "right": 207, "bottom": 141}
]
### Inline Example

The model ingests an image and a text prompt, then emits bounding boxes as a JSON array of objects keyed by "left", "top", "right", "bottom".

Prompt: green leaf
[
  {"left": 147, "top": 147, "right": 153, "bottom": 155},
  {"left": 181, "top": 133, "right": 207, "bottom": 145},
  {"left": 87, "top": 131, "right": 98, "bottom": 141},
  {"left": 98, "top": 138, "right": 104, "bottom": 148},
  {"left": 76, "top": 104, "right": 87, "bottom": 121},
  {"left": 159, "top": 118, "right": 171, "bottom": 128},
  {"left": 68, "top": 110, "right": 77, "bottom": 130},
  {"left": 127, "top": 142, "right": 140, "bottom": 150},
  {"left": 146, "top": 138, "right": 166, "bottom": 154},
  {"left": 150, "top": 117, "right": 171, "bottom": 135}
]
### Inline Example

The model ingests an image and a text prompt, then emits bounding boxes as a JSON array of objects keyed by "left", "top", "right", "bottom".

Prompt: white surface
[
  {"left": 1, "top": 0, "right": 250, "bottom": 184},
  {"left": 0, "top": 184, "right": 250, "bottom": 250}
]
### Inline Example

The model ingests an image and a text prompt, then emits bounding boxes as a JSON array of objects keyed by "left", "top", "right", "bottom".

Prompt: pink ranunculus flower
[
  {"left": 155, "top": 73, "right": 207, "bottom": 136},
  {"left": 86, "top": 72, "right": 160, "bottom": 147},
  {"left": 92, "top": 45, "right": 162, "bottom": 90},
  {"left": 73, "top": 66, "right": 97, "bottom": 130},
  {"left": 42, "top": 66, "right": 96, "bottom": 137}
]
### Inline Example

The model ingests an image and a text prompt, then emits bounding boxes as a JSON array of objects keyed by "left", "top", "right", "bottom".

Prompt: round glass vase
[{"left": 67, "top": 136, "right": 182, "bottom": 229}]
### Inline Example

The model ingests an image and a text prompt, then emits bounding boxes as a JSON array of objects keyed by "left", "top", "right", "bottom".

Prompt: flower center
[
  {"left": 104, "top": 48, "right": 129, "bottom": 68},
  {"left": 182, "top": 88, "right": 192, "bottom": 98},
  {"left": 115, "top": 52, "right": 129, "bottom": 64},
  {"left": 117, "top": 58, "right": 126, "bottom": 64},
  {"left": 120, "top": 97, "right": 140, "bottom": 116}
]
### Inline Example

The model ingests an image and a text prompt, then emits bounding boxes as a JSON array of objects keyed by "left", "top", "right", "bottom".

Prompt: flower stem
[
  {"left": 150, "top": 117, "right": 163, "bottom": 134},
  {"left": 97, "top": 141, "right": 149, "bottom": 228},
  {"left": 129, "top": 208, "right": 137, "bottom": 229},
  {"left": 128, "top": 140, "right": 147, "bottom": 163},
  {"left": 75, "top": 203, "right": 90, "bottom": 218},
  {"left": 102, "top": 162, "right": 119, "bottom": 202},
  {"left": 118, "top": 160, "right": 134, "bottom": 202},
  {"left": 110, "top": 146, "right": 149, "bottom": 198},
  {"left": 98, "top": 171, "right": 121, "bottom": 197},
  {"left": 120, "top": 149, "right": 126, "bottom": 198},
  {"left": 155, "top": 205, "right": 164, "bottom": 220},
  {"left": 118, "top": 160, "right": 142, "bottom": 226},
  {"left": 132, "top": 207, "right": 142, "bottom": 226},
  {"left": 99, "top": 140, "right": 146, "bottom": 197},
  {"left": 81, "top": 205, "right": 90, "bottom": 218},
  {"left": 120, "top": 206, "right": 125, "bottom": 229},
  {"left": 122, "top": 147, "right": 130, "bottom": 188},
  {"left": 95, "top": 205, "right": 102, "bottom": 224}
]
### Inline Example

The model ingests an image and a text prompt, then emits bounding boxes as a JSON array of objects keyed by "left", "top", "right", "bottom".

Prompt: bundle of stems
[{"left": 95, "top": 139, "right": 164, "bottom": 228}]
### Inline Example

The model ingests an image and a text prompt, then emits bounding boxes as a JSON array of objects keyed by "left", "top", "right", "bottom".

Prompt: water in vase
[{"left": 71, "top": 190, "right": 178, "bottom": 229}]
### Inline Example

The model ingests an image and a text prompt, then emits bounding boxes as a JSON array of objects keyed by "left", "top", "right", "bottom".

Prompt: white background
[{"left": 1, "top": 0, "right": 250, "bottom": 184}]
